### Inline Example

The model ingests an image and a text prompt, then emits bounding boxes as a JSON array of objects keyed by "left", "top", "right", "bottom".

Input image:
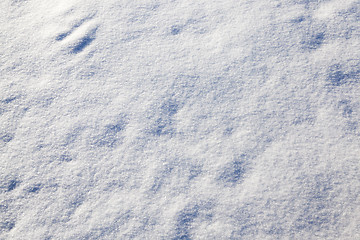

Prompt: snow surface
[{"left": 1, "top": 0, "right": 359, "bottom": 239}]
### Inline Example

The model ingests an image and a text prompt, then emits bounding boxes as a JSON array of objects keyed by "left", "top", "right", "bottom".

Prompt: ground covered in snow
[{"left": 1, "top": 0, "right": 359, "bottom": 239}]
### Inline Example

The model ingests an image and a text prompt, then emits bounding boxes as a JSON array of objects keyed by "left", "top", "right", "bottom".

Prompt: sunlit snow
[{"left": 1, "top": 0, "right": 359, "bottom": 239}]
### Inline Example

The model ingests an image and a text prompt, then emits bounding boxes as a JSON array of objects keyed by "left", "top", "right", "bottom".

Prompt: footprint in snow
[{"left": 55, "top": 14, "right": 98, "bottom": 54}]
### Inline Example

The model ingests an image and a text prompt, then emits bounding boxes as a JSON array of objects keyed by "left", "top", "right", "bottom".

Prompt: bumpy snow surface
[{"left": 1, "top": 0, "right": 360, "bottom": 239}]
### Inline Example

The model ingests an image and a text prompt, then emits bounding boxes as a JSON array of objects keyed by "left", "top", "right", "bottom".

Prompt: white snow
[{"left": 1, "top": 0, "right": 359, "bottom": 239}]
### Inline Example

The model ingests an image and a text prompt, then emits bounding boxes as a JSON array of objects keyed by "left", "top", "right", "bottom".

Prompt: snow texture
[{"left": 1, "top": 0, "right": 359, "bottom": 239}]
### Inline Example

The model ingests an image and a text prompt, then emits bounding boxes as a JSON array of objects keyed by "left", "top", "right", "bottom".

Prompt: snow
[{"left": 1, "top": 0, "right": 359, "bottom": 239}]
